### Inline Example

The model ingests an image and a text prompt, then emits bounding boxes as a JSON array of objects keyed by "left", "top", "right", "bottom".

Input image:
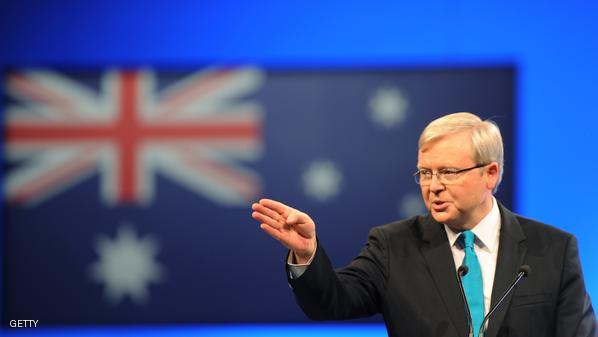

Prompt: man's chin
[
  {"left": 432, "top": 212, "right": 470, "bottom": 231},
  {"left": 431, "top": 210, "right": 453, "bottom": 224}
]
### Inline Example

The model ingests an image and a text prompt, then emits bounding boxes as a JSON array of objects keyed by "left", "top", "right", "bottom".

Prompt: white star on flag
[
  {"left": 369, "top": 86, "right": 409, "bottom": 128},
  {"left": 90, "top": 224, "right": 164, "bottom": 304},
  {"left": 302, "top": 160, "right": 342, "bottom": 202}
]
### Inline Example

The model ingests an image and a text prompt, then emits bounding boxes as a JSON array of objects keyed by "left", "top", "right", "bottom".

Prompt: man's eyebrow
[{"left": 417, "top": 166, "right": 455, "bottom": 170}]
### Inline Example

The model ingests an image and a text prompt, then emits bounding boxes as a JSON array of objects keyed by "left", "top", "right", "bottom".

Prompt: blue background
[{"left": 1, "top": 1, "right": 597, "bottom": 335}]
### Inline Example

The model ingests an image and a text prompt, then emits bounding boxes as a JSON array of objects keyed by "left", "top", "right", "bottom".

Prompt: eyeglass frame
[{"left": 413, "top": 163, "right": 491, "bottom": 185}]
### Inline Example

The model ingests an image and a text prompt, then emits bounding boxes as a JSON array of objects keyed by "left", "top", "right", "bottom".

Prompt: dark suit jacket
[{"left": 287, "top": 204, "right": 597, "bottom": 337}]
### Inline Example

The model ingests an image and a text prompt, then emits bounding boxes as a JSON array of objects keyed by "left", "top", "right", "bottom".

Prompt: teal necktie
[{"left": 459, "top": 230, "right": 484, "bottom": 337}]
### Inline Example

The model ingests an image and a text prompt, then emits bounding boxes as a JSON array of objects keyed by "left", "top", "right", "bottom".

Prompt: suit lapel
[
  {"left": 419, "top": 215, "right": 469, "bottom": 337},
  {"left": 484, "top": 204, "right": 527, "bottom": 337}
]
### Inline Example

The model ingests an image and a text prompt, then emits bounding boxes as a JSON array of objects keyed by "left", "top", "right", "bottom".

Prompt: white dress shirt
[{"left": 444, "top": 197, "right": 501, "bottom": 315}]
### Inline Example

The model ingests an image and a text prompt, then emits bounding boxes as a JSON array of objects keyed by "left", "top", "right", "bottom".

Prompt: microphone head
[
  {"left": 458, "top": 265, "right": 469, "bottom": 276},
  {"left": 519, "top": 265, "right": 531, "bottom": 277}
]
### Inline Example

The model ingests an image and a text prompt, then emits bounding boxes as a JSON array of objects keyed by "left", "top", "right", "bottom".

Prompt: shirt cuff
[{"left": 287, "top": 243, "right": 317, "bottom": 279}]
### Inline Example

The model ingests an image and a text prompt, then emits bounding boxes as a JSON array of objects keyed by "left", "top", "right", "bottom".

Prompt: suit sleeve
[
  {"left": 287, "top": 227, "right": 389, "bottom": 321},
  {"left": 555, "top": 235, "right": 597, "bottom": 337}
]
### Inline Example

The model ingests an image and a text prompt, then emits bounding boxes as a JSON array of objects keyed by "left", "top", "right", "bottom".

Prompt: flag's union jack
[{"left": 3, "top": 68, "right": 264, "bottom": 206}]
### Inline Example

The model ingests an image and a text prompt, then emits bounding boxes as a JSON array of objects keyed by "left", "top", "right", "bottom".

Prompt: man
[{"left": 251, "top": 112, "right": 597, "bottom": 337}]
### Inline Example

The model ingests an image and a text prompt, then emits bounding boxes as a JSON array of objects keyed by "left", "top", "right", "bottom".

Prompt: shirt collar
[{"left": 444, "top": 197, "right": 501, "bottom": 253}]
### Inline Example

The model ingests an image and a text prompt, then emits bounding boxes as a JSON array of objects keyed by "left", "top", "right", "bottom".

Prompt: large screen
[{"left": 3, "top": 67, "right": 514, "bottom": 323}]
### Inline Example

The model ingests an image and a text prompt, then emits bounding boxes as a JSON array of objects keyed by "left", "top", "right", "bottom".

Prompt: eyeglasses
[{"left": 413, "top": 163, "right": 490, "bottom": 185}]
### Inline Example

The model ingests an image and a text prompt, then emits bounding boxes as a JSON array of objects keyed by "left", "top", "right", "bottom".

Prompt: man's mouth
[{"left": 431, "top": 200, "right": 449, "bottom": 211}]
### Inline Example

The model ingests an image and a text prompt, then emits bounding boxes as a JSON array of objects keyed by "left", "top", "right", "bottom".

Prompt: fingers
[
  {"left": 252, "top": 199, "right": 316, "bottom": 255},
  {"left": 252, "top": 203, "right": 283, "bottom": 223},
  {"left": 252, "top": 200, "right": 313, "bottom": 229},
  {"left": 252, "top": 198, "right": 304, "bottom": 226},
  {"left": 252, "top": 208, "right": 285, "bottom": 230},
  {"left": 258, "top": 198, "right": 290, "bottom": 217}
]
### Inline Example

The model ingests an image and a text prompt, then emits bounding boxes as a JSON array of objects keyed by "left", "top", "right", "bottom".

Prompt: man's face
[{"left": 417, "top": 130, "right": 498, "bottom": 230}]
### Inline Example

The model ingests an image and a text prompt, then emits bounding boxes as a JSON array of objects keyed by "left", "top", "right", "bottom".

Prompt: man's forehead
[
  {"left": 420, "top": 130, "right": 473, "bottom": 148},
  {"left": 420, "top": 130, "right": 472, "bottom": 151},
  {"left": 417, "top": 137, "right": 476, "bottom": 167}
]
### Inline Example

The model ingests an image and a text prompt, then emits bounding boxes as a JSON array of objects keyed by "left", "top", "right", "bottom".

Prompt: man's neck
[{"left": 452, "top": 196, "right": 495, "bottom": 231}]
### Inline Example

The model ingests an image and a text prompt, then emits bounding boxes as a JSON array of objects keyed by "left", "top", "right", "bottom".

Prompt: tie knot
[{"left": 459, "top": 230, "right": 475, "bottom": 249}]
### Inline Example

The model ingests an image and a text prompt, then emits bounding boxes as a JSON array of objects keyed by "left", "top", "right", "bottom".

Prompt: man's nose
[{"left": 429, "top": 174, "right": 445, "bottom": 192}]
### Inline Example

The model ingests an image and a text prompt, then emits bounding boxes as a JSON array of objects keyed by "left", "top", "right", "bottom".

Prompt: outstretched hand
[{"left": 251, "top": 198, "right": 316, "bottom": 263}]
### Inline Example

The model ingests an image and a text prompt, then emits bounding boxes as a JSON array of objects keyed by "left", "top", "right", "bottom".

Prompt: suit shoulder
[{"left": 370, "top": 215, "right": 427, "bottom": 239}]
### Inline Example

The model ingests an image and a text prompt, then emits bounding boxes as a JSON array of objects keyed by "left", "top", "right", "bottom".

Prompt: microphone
[
  {"left": 478, "top": 265, "right": 531, "bottom": 337},
  {"left": 456, "top": 265, "right": 473, "bottom": 337}
]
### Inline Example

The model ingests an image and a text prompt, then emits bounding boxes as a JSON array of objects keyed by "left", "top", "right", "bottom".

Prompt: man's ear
[{"left": 485, "top": 162, "right": 500, "bottom": 189}]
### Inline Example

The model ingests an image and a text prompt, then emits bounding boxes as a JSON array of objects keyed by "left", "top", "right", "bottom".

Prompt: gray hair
[{"left": 418, "top": 112, "right": 504, "bottom": 193}]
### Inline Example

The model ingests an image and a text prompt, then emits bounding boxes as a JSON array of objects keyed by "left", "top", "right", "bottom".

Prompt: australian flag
[{"left": 2, "top": 66, "right": 514, "bottom": 324}]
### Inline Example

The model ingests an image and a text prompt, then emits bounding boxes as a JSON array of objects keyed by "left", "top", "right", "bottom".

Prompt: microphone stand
[
  {"left": 478, "top": 265, "right": 531, "bottom": 337},
  {"left": 456, "top": 265, "right": 473, "bottom": 337}
]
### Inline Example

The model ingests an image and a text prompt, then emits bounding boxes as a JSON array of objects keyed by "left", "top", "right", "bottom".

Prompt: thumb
[
  {"left": 286, "top": 210, "right": 299, "bottom": 225},
  {"left": 287, "top": 211, "right": 315, "bottom": 236}
]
